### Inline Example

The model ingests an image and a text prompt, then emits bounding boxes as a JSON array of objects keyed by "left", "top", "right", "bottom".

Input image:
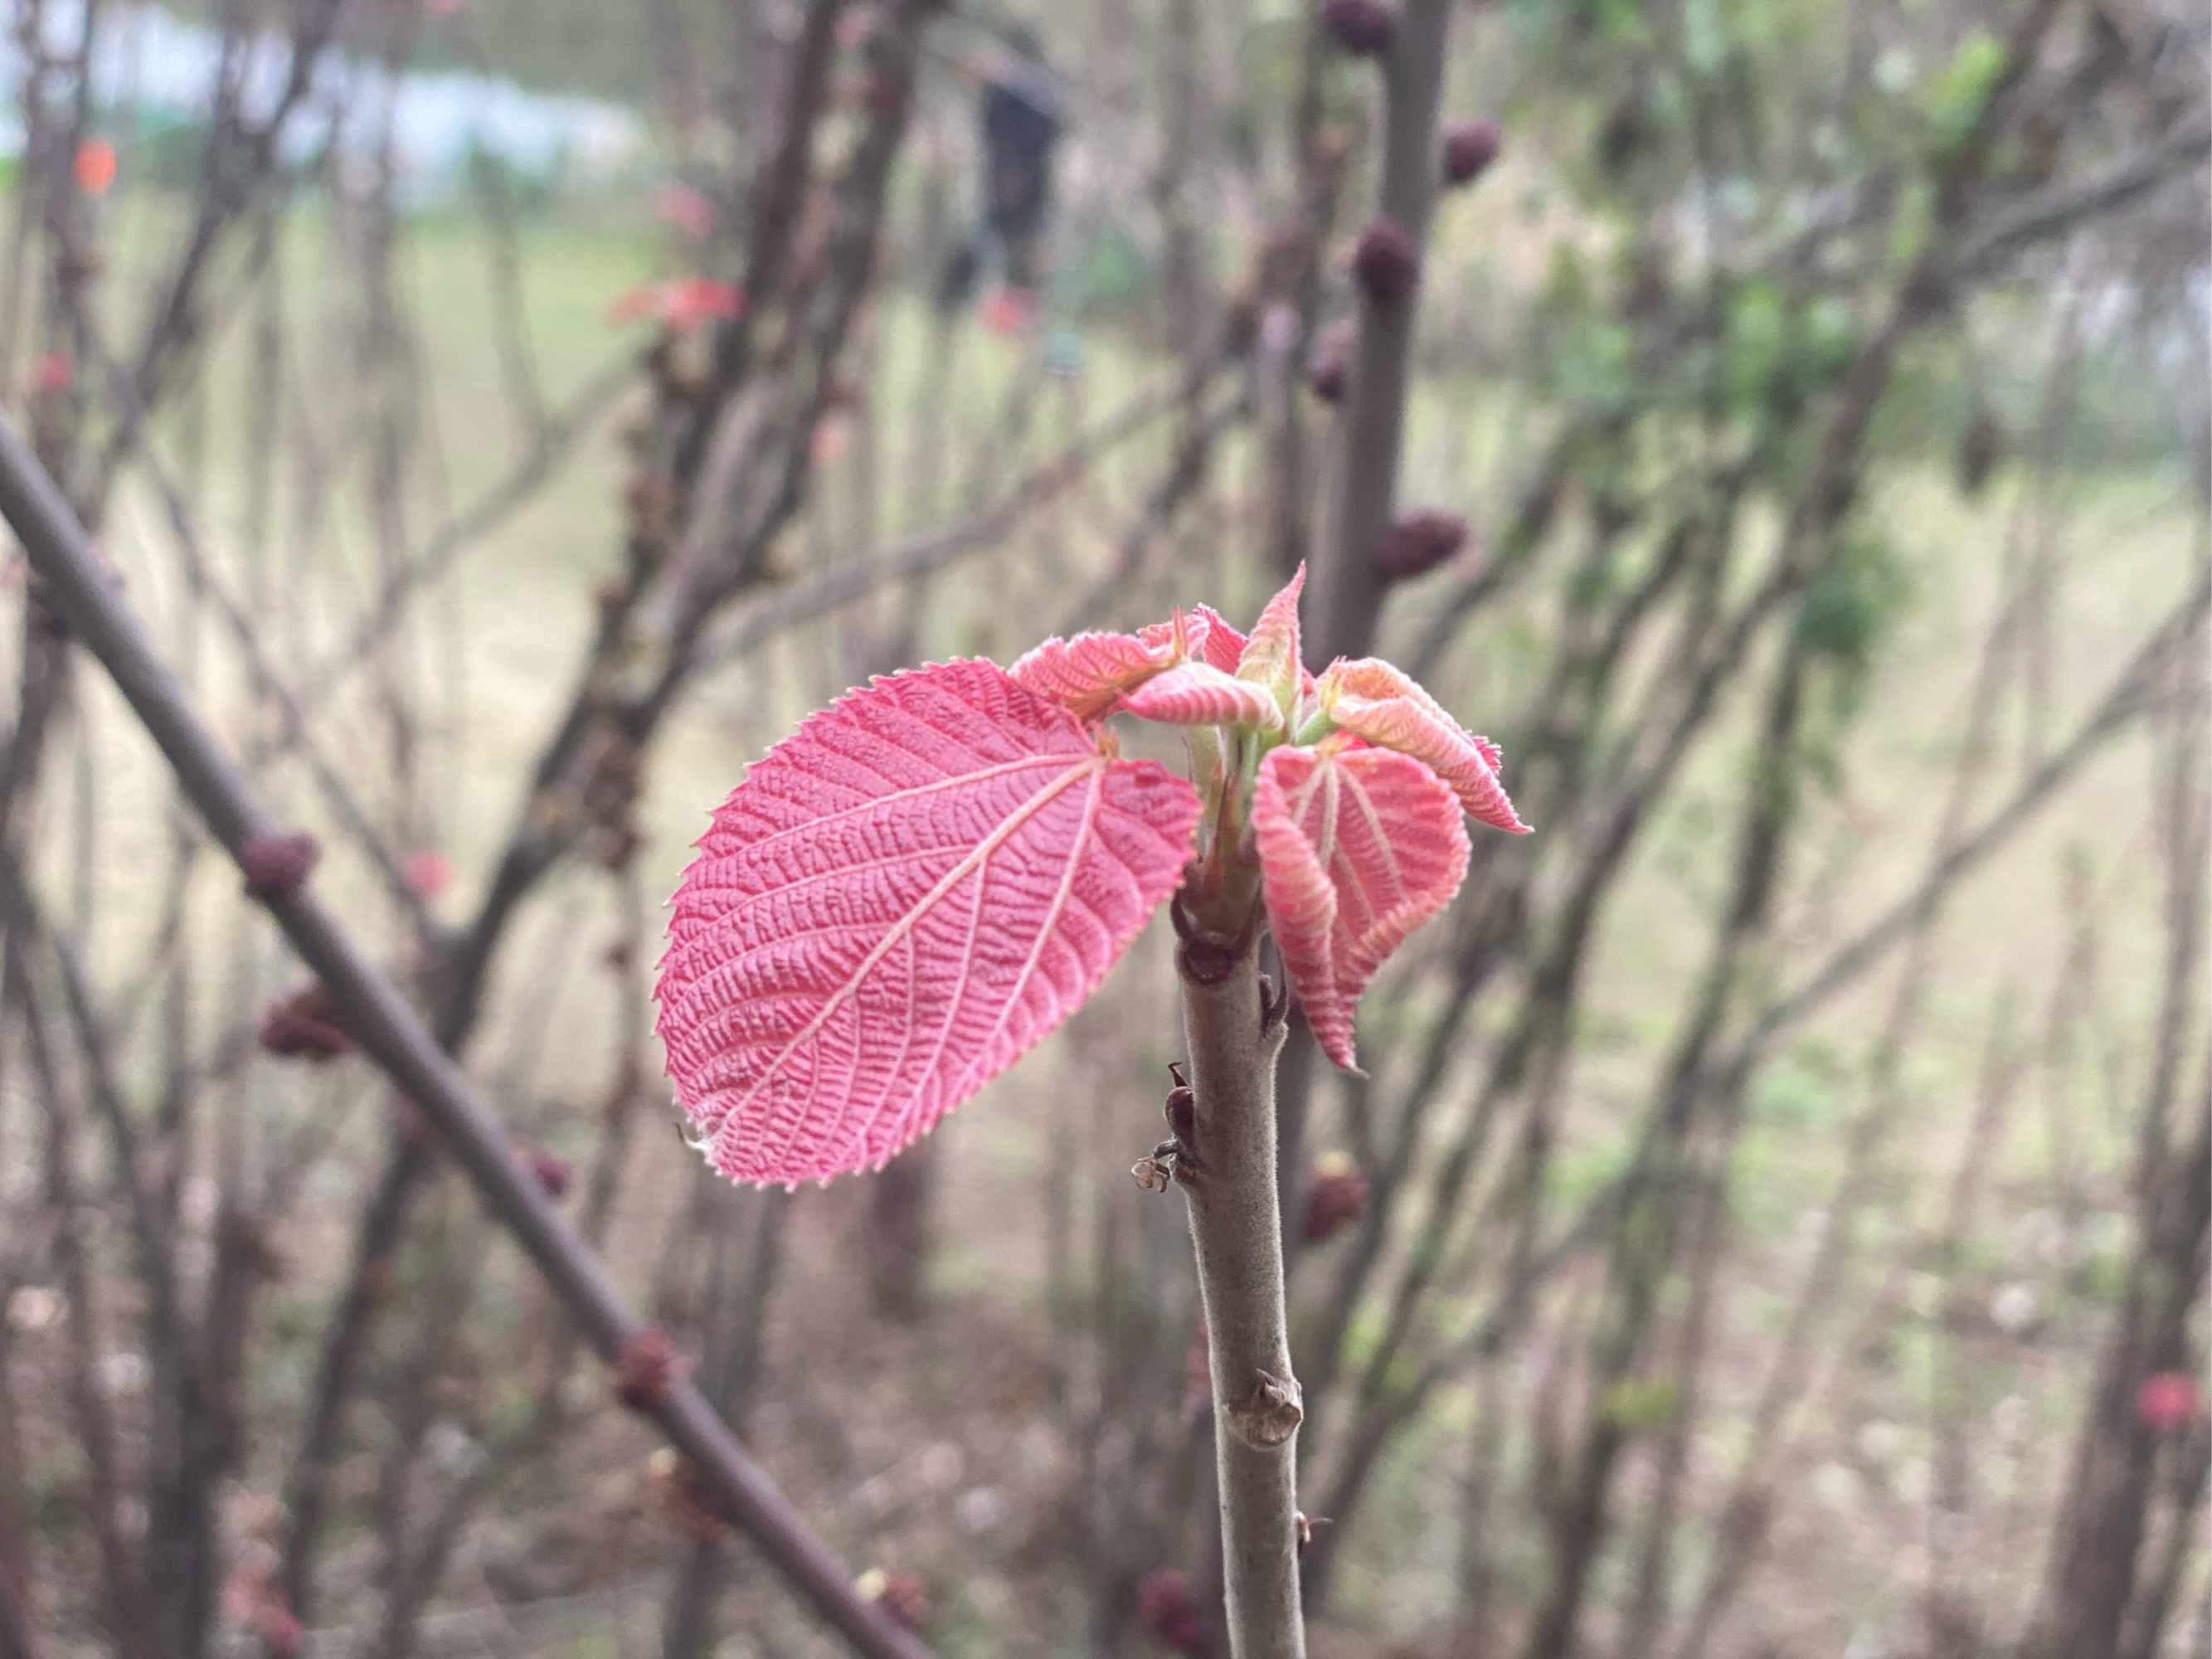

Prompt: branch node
[
  {"left": 239, "top": 830, "right": 321, "bottom": 902},
  {"left": 1225, "top": 1367, "right": 1304, "bottom": 1449},
  {"left": 258, "top": 981, "right": 352, "bottom": 1063},
  {"left": 1172, "top": 895, "right": 1259, "bottom": 986},
  {"left": 613, "top": 1324, "right": 688, "bottom": 1413}
]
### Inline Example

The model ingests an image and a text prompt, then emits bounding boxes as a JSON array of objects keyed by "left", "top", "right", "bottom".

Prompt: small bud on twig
[
  {"left": 1441, "top": 118, "right": 1503, "bottom": 186},
  {"left": 1352, "top": 216, "right": 1421, "bottom": 304},
  {"left": 1226, "top": 1367, "right": 1304, "bottom": 1449},
  {"left": 1320, "top": 0, "right": 1395, "bottom": 56},
  {"left": 1164, "top": 1060, "right": 1196, "bottom": 1146},
  {"left": 259, "top": 983, "right": 351, "bottom": 1063},
  {"left": 614, "top": 1324, "right": 687, "bottom": 1413},
  {"left": 238, "top": 831, "right": 319, "bottom": 902},
  {"left": 1375, "top": 509, "right": 1469, "bottom": 581},
  {"left": 520, "top": 1141, "right": 572, "bottom": 1199},
  {"left": 1295, "top": 1511, "right": 1332, "bottom": 1559},
  {"left": 1307, "top": 316, "right": 1355, "bottom": 403}
]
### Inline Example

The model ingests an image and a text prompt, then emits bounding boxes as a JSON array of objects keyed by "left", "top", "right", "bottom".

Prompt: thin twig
[{"left": 702, "top": 368, "right": 1205, "bottom": 672}]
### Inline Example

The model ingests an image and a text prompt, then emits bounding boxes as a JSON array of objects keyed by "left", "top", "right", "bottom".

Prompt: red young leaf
[
  {"left": 1319, "top": 657, "right": 1530, "bottom": 834},
  {"left": 656, "top": 660, "right": 1201, "bottom": 1185},
  {"left": 1191, "top": 605, "right": 1247, "bottom": 675},
  {"left": 1120, "top": 663, "right": 1285, "bottom": 731},
  {"left": 1253, "top": 740, "right": 1470, "bottom": 1071},
  {"left": 1007, "top": 616, "right": 1194, "bottom": 723}
]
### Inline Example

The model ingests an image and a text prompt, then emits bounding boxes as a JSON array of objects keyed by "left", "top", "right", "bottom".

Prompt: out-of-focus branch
[
  {"left": 0, "top": 409, "right": 930, "bottom": 1659},
  {"left": 85, "top": 334, "right": 433, "bottom": 932},
  {"left": 701, "top": 367, "right": 1211, "bottom": 671},
  {"left": 1310, "top": 0, "right": 1456, "bottom": 667},
  {"left": 95, "top": 0, "right": 348, "bottom": 507},
  {"left": 275, "top": 16, "right": 939, "bottom": 1603},
  {"left": 257, "top": 355, "right": 636, "bottom": 764},
  {"left": 1053, "top": 377, "right": 1253, "bottom": 637},
  {"left": 1957, "top": 119, "right": 2212, "bottom": 281},
  {"left": 1735, "top": 566, "right": 2211, "bottom": 1062}
]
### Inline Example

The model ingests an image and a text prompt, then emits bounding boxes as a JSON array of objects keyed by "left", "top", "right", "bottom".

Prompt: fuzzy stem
[{"left": 1179, "top": 942, "right": 1304, "bottom": 1657}]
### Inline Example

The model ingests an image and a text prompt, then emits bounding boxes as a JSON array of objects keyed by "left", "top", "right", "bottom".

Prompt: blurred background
[{"left": 0, "top": 0, "right": 2205, "bottom": 1653}]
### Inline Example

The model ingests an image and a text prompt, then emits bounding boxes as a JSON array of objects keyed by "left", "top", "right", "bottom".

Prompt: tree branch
[
  {"left": 0, "top": 410, "right": 929, "bottom": 1659},
  {"left": 1957, "top": 120, "right": 2212, "bottom": 282}
]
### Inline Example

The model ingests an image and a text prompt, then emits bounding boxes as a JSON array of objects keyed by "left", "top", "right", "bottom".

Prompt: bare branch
[
  {"left": 1958, "top": 120, "right": 2212, "bottom": 281},
  {"left": 0, "top": 410, "right": 928, "bottom": 1659}
]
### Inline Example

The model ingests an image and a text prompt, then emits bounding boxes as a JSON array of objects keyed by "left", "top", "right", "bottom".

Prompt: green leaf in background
[
  {"left": 1558, "top": 317, "right": 1638, "bottom": 411},
  {"left": 1924, "top": 30, "right": 2008, "bottom": 158},
  {"left": 1725, "top": 276, "right": 1788, "bottom": 414},
  {"left": 1602, "top": 1375, "right": 1682, "bottom": 1431},
  {"left": 1682, "top": 0, "right": 1728, "bottom": 76}
]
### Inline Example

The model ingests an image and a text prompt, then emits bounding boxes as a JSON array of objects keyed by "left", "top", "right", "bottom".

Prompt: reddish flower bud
[
  {"left": 1375, "top": 509, "right": 1469, "bottom": 581},
  {"left": 31, "top": 351, "right": 73, "bottom": 395},
  {"left": 1352, "top": 216, "right": 1421, "bottom": 304},
  {"left": 1442, "top": 118, "right": 1503, "bottom": 186},
  {"left": 239, "top": 830, "right": 320, "bottom": 902},
  {"left": 1320, "top": 0, "right": 1395, "bottom": 56},
  {"left": 614, "top": 1324, "right": 686, "bottom": 1413},
  {"left": 1300, "top": 1151, "right": 1371, "bottom": 1243},
  {"left": 403, "top": 847, "right": 455, "bottom": 899},
  {"left": 1135, "top": 1568, "right": 1208, "bottom": 1655},
  {"left": 2138, "top": 1372, "right": 2200, "bottom": 1435},
  {"left": 259, "top": 983, "right": 351, "bottom": 1063},
  {"left": 522, "top": 1141, "right": 572, "bottom": 1199},
  {"left": 1307, "top": 316, "right": 1354, "bottom": 404}
]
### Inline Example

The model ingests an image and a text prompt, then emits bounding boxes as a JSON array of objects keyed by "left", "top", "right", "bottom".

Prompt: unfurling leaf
[
  {"left": 656, "top": 660, "right": 1201, "bottom": 1185},
  {"left": 1318, "top": 658, "right": 1530, "bottom": 834},
  {"left": 1253, "top": 741, "right": 1470, "bottom": 1071},
  {"left": 1191, "top": 605, "right": 1248, "bottom": 674},
  {"left": 1121, "top": 663, "right": 1286, "bottom": 732},
  {"left": 1236, "top": 566, "right": 1312, "bottom": 715},
  {"left": 1008, "top": 610, "right": 1207, "bottom": 722}
]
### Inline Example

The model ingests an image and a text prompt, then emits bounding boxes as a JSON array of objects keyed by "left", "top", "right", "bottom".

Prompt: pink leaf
[
  {"left": 605, "top": 277, "right": 747, "bottom": 332},
  {"left": 656, "top": 660, "right": 1201, "bottom": 1185},
  {"left": 1319, "top": 657, "right": 1530, "bottom": 834},
  {"left": 1120, "top": 663, "right": 1285, "bottom": 731},
  {"left": 1191, "top": 606, "right": 1247, "bottom": 674},
  {"left": 1253, "top": 741, "right": 1470, "bottom": 1071},
  {"left": 1136, "top": 608, "right": 1212, "bottom": 661},
  {"left": 1009, "top": 630, "right": 1179, "bottom": 722},
  {"left": 1009, "top": 611, "right": 1209, "bottom": 723},
  {"left": 1236, "top": 565, "right": 1307, "bottom": 713}
]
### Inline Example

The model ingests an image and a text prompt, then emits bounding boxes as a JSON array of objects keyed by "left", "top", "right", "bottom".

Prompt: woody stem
[{"left": 1179, "top": 937, "right": 1304, "bottom": 1657}]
